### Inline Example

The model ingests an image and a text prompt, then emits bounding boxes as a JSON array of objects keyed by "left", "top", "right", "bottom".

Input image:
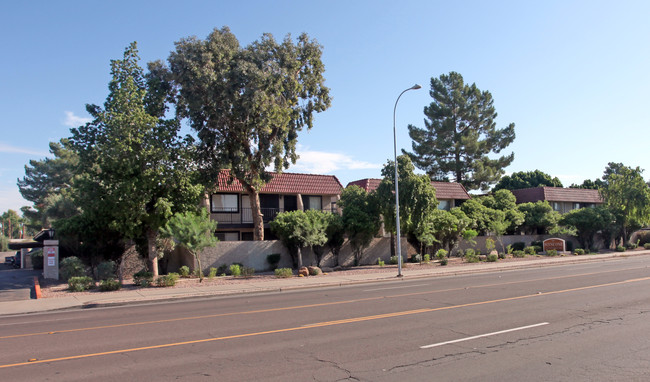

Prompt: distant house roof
[
  {"left": 346, "top": 178, "right": 471, "bottom": 200},
  {"left": 510, "top": 187, "right": 603, "bottom": 204},
  {"left": 216, "top": 170, "right": 343, "bottom": 195}
]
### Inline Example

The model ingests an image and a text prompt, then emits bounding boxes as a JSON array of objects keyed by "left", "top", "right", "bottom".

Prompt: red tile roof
[
  {"left": 216, "top": 170, "right": 343, "bottom": 195},
  {"left": 510, "top": 187, "right": 603, "bottom": 204},
  {"left": 346, "top": 178, "right": 471, "bottom": 200}
]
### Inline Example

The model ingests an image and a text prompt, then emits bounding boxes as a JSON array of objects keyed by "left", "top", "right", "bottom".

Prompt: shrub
[
  {"left": 512, "top": 250, "right": 525, "bottom": 258},
  {"left": 99, "top": 278, "right": 121, "bottom": 291},
  {"left": 511, "top": 242, "right": 526, "bottom": 251},
  {"left": 644, "top": 243, "right": 650, "bottom": 250},
  {"left": 60, "top": 257, "right": 86, "bottom": 281},
  {"left": 498, "top": 252, "right": 506, "bottom": 259},
  {"left": 389, "top": 256, "right": 399, "bottom": 265},
  {"left": 377, "top": 259, "right": 385, "bottom": 267},
  {"left": 574, "top": 248, "right": 585, "bottom": 255},
  {"left": 616, "top": 245, "right": 626, "bottom": 252},
  {"left": 423, "top": 254, "right": 430, "bottom": 264},
  {"left": 412, "top": 254, "right": 422, "bottom": 263},
  {"left": 241, "top": 267, "right": 255, "bottom": 277},
  {"left": 440, "top": 258, "right": 448, "bottom": 266},
  {"left": 68, "top": 276, "right": 94, "bottom": 292},
  {"left": 229, "top": 264, "right": 242, "bottom": 277},
  {"left": 546, "top": 249, "right": 558, "bottom": 257},
  {"left": 626, "top": 242, "right": 638, "bottom": 250},
  {"left": 275, "top": 268, "right": 293, "bottom": 278},
  {"left": 133, "top": 270, "right": 154, "bottom": 287},
  {"left": 487, "top": 254, "right": 498, "bottom": 262},
  {"left": 266, "top": 254, "right": 281, "bottom": 270},
  {"left": 533, "top": 246, "right": 543, "bottom": 254},
  {"left": 435, "top": 249, "right": 448, "bottom": 260},
  {"left": 208, "top": 267, "right": 218, "bottom": 279},
  {"left": 97, "top": 261, "right": 116, "bottom": 280},
  {"left": 156, "top": 273, "right": 179, "bottom": 287},
  {"left": 30, "top": 250, "right": 43, "bottom": 270},
  {"left": 524, "top": 246, "right": 536, "bottom": 256},
  {"left": 179, "top": 265, "right": 191, "bottom": 277},
  {"left": 464, "top": 249, "right": 479, "bottom": 263},
  {"left": 531, "top": 240, "right": 543, "bottom": 248}
]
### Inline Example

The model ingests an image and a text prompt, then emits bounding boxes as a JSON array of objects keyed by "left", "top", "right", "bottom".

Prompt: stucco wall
[{"left": 170, "top": 237, "right": 414, "bottom": 273}]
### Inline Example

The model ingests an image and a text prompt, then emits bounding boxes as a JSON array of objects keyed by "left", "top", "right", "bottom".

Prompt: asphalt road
[
  {"left": 0, "top": 262, "right": 39, "bottom": 302},
  {"left": 1, "top": 256, "right": 650, "bottom": 381}
]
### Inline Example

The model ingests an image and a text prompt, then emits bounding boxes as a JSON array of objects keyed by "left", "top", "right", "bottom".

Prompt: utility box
[{"left": 43, "top": 240, "right": 59, "bottom": 280}]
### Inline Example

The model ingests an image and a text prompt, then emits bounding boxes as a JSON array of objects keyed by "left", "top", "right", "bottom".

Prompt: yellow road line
[
  {"left": 0, "top": 265, "right": 645, "bottom": 340},
  {"left": 1, "top": 276, "right": 648, "bottom": 369}
]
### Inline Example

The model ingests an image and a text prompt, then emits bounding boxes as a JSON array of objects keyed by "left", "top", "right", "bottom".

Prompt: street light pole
[{"left": 394, "top": 84, "right": 421, "bottom": 277}]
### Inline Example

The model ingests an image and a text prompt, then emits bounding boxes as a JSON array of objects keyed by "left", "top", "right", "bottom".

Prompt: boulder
[
  {"left": 298, "top": 267, "right": 309, "bottom": 277},
  {"left": 308, "top": 266, "right": 322, "bottom": 276}
]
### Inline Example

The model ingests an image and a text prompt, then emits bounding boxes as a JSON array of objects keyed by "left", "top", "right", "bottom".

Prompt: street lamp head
[{"left": 411, "top": 84, "right": 422, "bottom": 90}]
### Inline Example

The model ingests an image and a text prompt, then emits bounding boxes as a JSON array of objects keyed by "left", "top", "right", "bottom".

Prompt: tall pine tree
[{"left": 405, "top": 72, "right": 515, "bottom": 191}]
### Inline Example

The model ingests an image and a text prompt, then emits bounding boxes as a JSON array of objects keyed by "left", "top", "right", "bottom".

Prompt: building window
[
  {"left": 241, "top": 232, "right": 254, "bottom": 241},
  {"left": 302, "top": 195, "right": 322, "bottom": 211},
  {"left": 553, "top": 202, "right": 561, "bottom": 212},
  {"left": 438, "top": 200, "right": 450, "bottom": 210},
  {"left": 573, "top": 202, "right": 581, "bottom": 210},
  {"left": 211, "top": 194, "right": 239, "bottom": 213},
  {"left": 215, "top": 232, "right": 239, "bottom": 241}
]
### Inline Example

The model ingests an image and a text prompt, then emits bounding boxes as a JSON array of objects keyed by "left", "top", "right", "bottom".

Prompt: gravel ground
[{"left": 38, "top": 253, "right": 609, "bottom": 299}]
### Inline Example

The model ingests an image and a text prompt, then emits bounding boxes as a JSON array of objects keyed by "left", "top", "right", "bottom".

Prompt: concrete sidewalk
[{"left": 1, "top": 251, "right": 648, "bottom": 317}]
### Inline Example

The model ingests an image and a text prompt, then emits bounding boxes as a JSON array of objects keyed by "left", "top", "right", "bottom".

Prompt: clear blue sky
[{"left": 1, "top": 0, "right": 649, "bottom": 214}]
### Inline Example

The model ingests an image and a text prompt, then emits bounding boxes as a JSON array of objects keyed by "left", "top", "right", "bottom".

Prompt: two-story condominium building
[
  {"left": 509, "top": 187, "right": 603, "bottom": 214},
  {"left": 346, "top": 178, "right": 471, "bottom": 209},
  {"left": 208, "top": 170, "right": 343, "bottom": 241}
]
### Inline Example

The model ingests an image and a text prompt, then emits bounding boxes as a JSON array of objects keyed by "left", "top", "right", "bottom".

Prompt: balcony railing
[{"left": 211, "top": 207, "right": 338, "bottom": 225}]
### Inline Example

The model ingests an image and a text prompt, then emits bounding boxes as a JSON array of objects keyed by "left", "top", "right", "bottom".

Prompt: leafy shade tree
[
  {"left": 160, "top": 209, "right": 218, "bottom": 282},
  {"left": 17, "top": 138, "right": 79, "bottom": 229},
  {"left": 493, "top": 170, "right": 562, "bottom": 191},
  {"left": 517, "top": 201, "right": 561, "bottom": 234},
  {"left": 560, "top": 206, "right": 615, "bottom": 250},
  {"left": 69, "top": 43, "right": 203, "bottom": 277},
  {"left": 481, "top": 190, "right": 525, "bottom": 233},
  {"left": 1, "top": 210, "right": 24, "bottom": 239},
  {"left": 569, "top": 179, "right": 605, "bottom": 190},
  {"left": 374, "top": 155, "right": 438, "bottom": 255},
  {"left": 163, "top": 27, "right": 331, "bottom": 241},
  {"left": 416, "top": 208, "right": 472, "bottom": 254},
  {"left": 338, "top": 186, "right": 381, "bottom": 266},
  {"left": 405, "top": 71, "right": 515, "bottom": 191},
  {"left": 270, "top": 210, "right": 328, "bottom": 269},
  {"left": 599, "top": 163, "right": 650, "bottom": 245},
  {"left": 460, "top": 191, "right": 523, "bottom": 236}
]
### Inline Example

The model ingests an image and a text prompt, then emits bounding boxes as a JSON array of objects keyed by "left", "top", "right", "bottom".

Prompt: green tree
[
  {"left": 160, "top": 209, "right": 218, "bottom": 282},
  {"left": 1, "top": 210, "right": 24, "bottom": 239},
  {"left": 493, "top": 170, "right": 562, "bottom": 191},
  {"left": 338, "top": 186, "right": 381, "bottom": 266},
  {"left": 569, "top": 179, "right": 605, "bottom": 189},
  {"left": 69, "top": 43, "right": 203, "bottom": 277},
  {"left": 374, "top": 155, "right": 438, "bottom": 255},
  {"left": 517, "top": 201, "right": 561, "bottom": 234},
  {"left": 323, "top": 212, "right": 345, "bottom": 267},
  {"left": 599, "top": 163, "right": 650, "bottom": 245},
  {"left": 416, "top": 208, "right": 472, "bottom": 254},
  {"left": 270, "top": 210, "right": 328, "bottom": 269},
  {"left": 560, "top": 206, "right": 615, "bottom": 250},
  {"left": 162, "top": 27, "right": 331, "bottom": 241},
  {"left": 17, "top": 139, "right": 79, "bottom": 229},
  {"left": 405, "top": 71, "right": 515, "bottom": 191}
]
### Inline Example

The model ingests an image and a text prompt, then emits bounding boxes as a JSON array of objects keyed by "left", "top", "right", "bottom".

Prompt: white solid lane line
[{"left": 420, "top": 322, "right": 550, "bottom": 349}]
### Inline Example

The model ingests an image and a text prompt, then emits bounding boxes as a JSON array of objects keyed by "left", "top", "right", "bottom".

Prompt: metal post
[{"left": 393, "top": 84, "right": 421, "bottom": 277}]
